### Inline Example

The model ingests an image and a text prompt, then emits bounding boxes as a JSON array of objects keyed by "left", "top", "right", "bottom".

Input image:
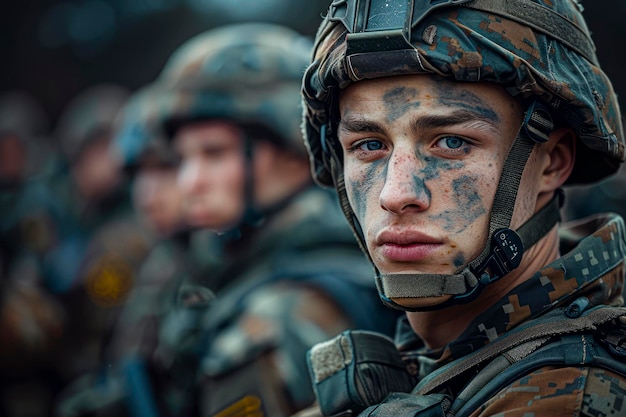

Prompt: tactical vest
[{"left": 308, "top": 303, "right": 626, "bottom": 417}]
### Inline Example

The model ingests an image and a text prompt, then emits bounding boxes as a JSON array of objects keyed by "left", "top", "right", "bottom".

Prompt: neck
[{"left": 406, "top": 225, "right": 560, "bottom": 349}]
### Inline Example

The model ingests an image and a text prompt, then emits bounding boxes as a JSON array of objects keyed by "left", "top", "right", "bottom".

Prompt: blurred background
[
  {"left": 1, "top": 0, "right": 625, "bottom": 129},
  {"left": 1, "top": 0, "right": 332, "bottom": 125}
]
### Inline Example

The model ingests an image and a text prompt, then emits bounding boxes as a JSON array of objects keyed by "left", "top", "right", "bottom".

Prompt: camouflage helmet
[
  {"left": 155, "top": 22, "right": 313, "bottom": 156},
  {"left": 303, "top": 0, "right": 624, "bottom": 187},
  {"left": 56, "top": 84, "right": 129, "bottom": 161},
  {"left": 111, "top": 84, "right": 174, "bottom": 172}
]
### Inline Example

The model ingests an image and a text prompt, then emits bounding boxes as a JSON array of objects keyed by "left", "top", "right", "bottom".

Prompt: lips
[{"left": 375, "top": 229, "right": 443, "bottom": 262}]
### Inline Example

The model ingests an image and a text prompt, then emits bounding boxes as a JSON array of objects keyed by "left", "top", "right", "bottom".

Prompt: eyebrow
[
  {"left": 412, "top": 109, "right": 502, "bottom": 136},
  {"left": 339, "top": 108, "right": 502, "bottom": 138},
  {"left": 339, "top": 117, "right": 386, "bottom": 135}
]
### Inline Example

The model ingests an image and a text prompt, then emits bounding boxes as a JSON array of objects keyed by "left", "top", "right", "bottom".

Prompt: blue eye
[
  {"left": 358, "top": 140, "right": 385, "bottom": 151},
  {"left": 439, "top": 137, "right": 464, "bottom": 149}
]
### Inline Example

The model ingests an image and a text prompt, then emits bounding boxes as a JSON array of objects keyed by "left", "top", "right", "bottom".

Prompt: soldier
[
  {"left": 102, "top": 84, "right": 197, "bottom": 366},
  {"left": 45, "top": 84, "right": 152, "bottom": 400},
  {"left": 55, "top": 85, "right": 197, "bottom": 417},
  {"left": 0, "top": 90, "right": 67, "bottom": 417},
  {"left": 296, "top": 0, "right": 626, "bottom": 416}
]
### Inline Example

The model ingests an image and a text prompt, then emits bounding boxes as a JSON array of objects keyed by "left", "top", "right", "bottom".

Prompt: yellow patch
[
  {"left": 85, "top": 254, "right": 134, "bottom": 307},
  {"left": 213, "top": 395, "right": 263, "bottom": 417}
]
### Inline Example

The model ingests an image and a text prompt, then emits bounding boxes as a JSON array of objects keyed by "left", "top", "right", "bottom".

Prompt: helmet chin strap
[
  {"left": 370, "top": 101, "right": 560, "bottom": 311},
  {"left": 215, "top": 134, "right": 264, "bottom": 243}
]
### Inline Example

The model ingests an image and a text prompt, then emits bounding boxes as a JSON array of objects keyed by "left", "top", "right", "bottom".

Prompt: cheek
[
  {"left": 345, "top": 159, "right": 387, "bottom": 222},
  {"left": 429, "top": 174, "right": 489, "bottom": 233}
]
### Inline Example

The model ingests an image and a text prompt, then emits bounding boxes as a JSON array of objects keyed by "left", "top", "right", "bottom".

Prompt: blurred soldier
[
  {"left": 103, "top": 84, "right": 195, "bottom": 366},
  {"left": 0, "top": 90, "right": 68, "bottom": 417},
  {"left": 55, "top": 84, "right": 203, "bottom": 417},
  {"left": 44, "top": 84, "right": 152, "bottom": 400}
]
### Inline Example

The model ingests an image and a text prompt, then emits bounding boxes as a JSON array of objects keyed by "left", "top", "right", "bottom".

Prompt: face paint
[
  {"left": 438, "top": 86, "right": 501, "bottom": 125},
  {"left": 453, "top": 252, "right": 466, "bottom": 268},
  {"left": 348, "top": 158, "right": 387, "bottom": 221},
  {"left": 429, "top": 175, "right": 486, "bottom": 233},
  {"left": 383, "top": 86, "right": 421, "bottom": 123}
]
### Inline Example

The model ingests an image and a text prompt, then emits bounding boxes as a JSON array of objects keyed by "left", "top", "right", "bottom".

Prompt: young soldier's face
[
  {"left": 338, "top": 75, "right": 526, "bottom": 306},
  {"left": 174, "top": 120, "right": 246, "bottom": 232}
]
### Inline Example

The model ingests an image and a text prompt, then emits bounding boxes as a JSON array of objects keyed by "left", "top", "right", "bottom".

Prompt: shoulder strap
[
  {"left": 415, "top": 305, "right": 626, "bottom": 396},
  {"left": 451, "top": 332, "right": 626, "bottom": 417}
]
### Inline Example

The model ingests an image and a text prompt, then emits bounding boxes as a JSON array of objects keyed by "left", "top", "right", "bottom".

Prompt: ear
[{"left": 539, "top": 127, "right": 576, "bottom": 192}]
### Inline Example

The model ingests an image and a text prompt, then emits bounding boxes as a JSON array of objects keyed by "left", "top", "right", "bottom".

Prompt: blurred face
[
  {"left": 0, "top": 134, "right": 27, "bottom": 185},
  {"left": 72, "top": 135, "right": 121, "bottom": 201},
  {"left": 174, "top": 121, "right": 246, "bottom": 232},
  {"left": 133, "top": 164, "right": 183, "bottom": 236},
  {"left": 338, "top": 75, "right": 527, "bottom": 308}
]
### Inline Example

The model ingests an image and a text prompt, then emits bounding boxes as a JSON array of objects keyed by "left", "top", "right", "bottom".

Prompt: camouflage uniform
[{"left": 296, "top": 0, "right": 626, "bottom": 416}]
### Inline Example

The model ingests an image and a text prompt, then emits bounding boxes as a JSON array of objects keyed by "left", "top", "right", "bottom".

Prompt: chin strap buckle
[{"left": 475, "top": 228, "right": 524, "bottom": 285}]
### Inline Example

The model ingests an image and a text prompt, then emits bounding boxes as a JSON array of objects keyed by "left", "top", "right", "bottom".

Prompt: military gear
[
  {"left": 189, "top": 187, "right": 401, "bottom": 417},
  {"left": 312, "top": 307, "right": 626, "bottom": 417},
  {"left": 307, "top": 330, "right": 417, "bottom": 416},
  {"left": 156, "top": 22, "right": 312, "bottom": 157},
  {"left": 300, "top": 0, "right": 625, "bottom": 310},
  {"left": 54, "top": 186, "right": 403, "bottom": 417}
]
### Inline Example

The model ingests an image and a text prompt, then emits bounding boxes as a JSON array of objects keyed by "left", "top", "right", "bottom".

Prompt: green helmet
[
  {"left": 301, "top": 0, "right": 625, "bottom": 311},
  {"left": 111, "top": 84, "right": 173, "bottom": 172},
  {"left": 303, "top": 0, "right": 624, "bottom": 187},
  {"left": 56, "top": 84, "right": 129, "bottom": 161},
  {"left": 155, "top": 22, "right": 313, "bottom": 156}
]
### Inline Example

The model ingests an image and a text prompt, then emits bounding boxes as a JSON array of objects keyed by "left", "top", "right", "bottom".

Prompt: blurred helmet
[
  {"left": 56, "top": 84, "right": 129, "bottom": 161},
  {"left": 0, "top": 91, "right": 51, "bottom": 182},
  {"left": 303, "top": 0, "right": 624, "bottom": 187},
  {"left": 111, "top": 84, "right": 174, "bottom": 173},
  {"left": 156, "top": 22, "right": 313, "bottom": 156}
]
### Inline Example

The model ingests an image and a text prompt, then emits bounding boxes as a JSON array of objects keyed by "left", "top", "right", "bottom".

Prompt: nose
[
  {"left": 379, "top": 149, "right": 431, "bottom": 214},
  {"left": 177, "top": 158, "right": 205, "bottom": 196}
]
